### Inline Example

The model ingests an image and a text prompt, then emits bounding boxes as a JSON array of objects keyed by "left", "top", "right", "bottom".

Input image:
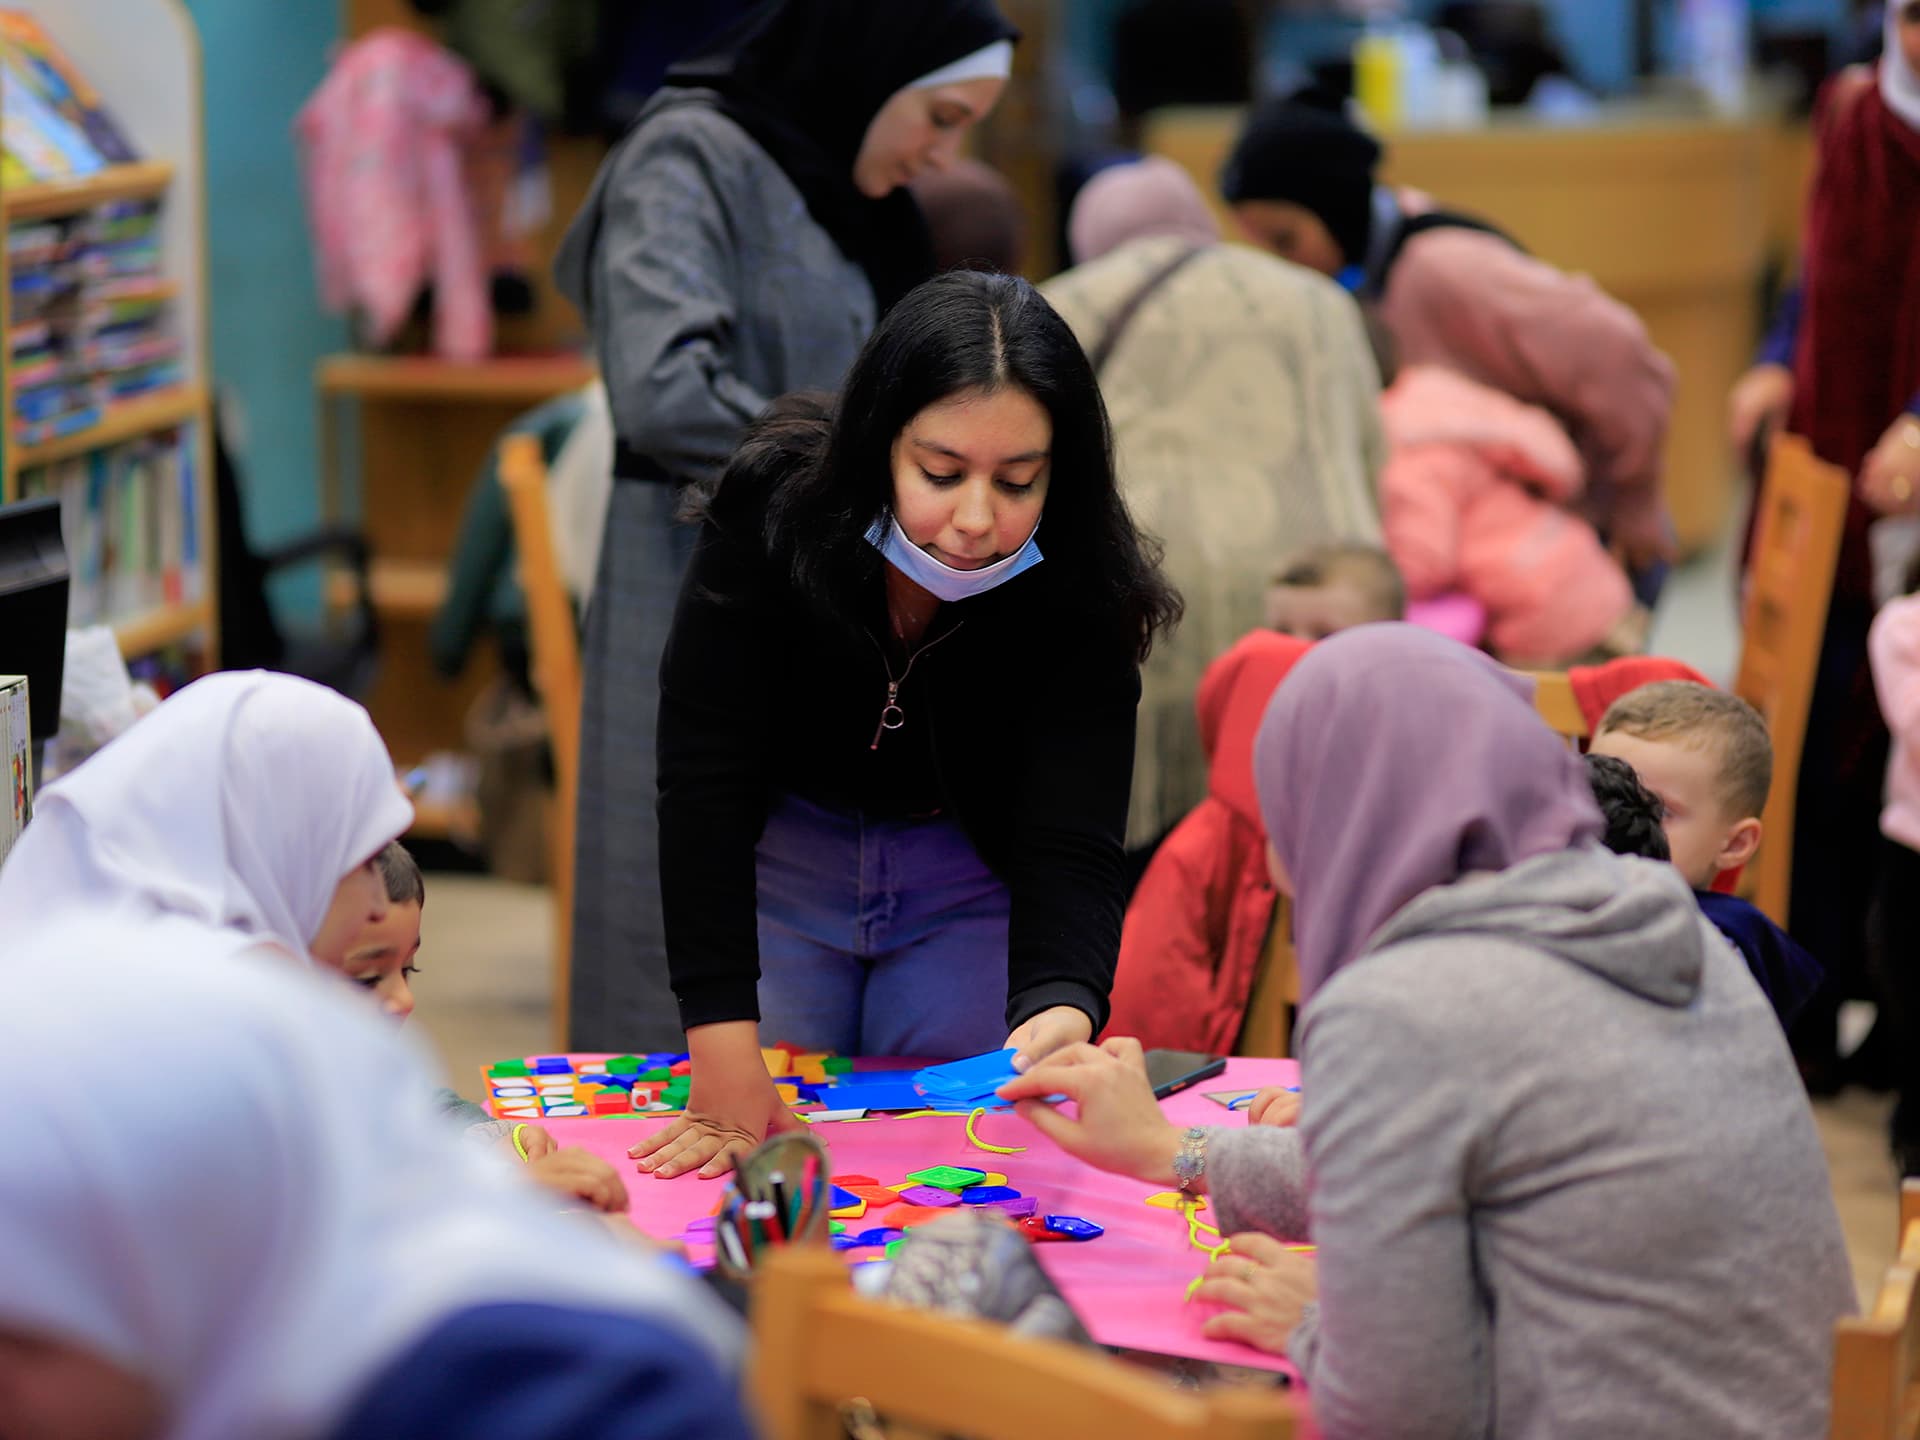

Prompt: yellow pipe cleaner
[{"left": 965, "top": 1107, "right": 1028, "bottom": 1155}]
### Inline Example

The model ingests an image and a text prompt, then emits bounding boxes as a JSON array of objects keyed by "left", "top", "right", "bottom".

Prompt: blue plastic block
[
  {"left": 1042, "top": 1215, "right": 1104, "bottom": 1240},
  {"left": 959, "top": 1185, "right": 1020, "bottom": 1205},
  {"left": 533, "top": 1056, "right": 574, "bottom": 1075}
]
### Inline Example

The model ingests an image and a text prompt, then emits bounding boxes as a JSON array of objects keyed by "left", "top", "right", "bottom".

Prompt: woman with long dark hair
[
  {"left": 554, "top": 0, "right": 1017, "bottom": 1051},
  {"left": 633, "top": 271, "right": 1180, "bottom": 1179}
]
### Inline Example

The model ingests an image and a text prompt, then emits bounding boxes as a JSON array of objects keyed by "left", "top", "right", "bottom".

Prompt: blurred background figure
[{"left": 1043, "top": 155, "right": 1383, "bottom": 868}]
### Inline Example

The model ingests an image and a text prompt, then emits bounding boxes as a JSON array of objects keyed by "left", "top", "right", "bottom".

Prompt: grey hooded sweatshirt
[{"left": 1207, "top": 848, "right": 1854, "bottom": 1440}]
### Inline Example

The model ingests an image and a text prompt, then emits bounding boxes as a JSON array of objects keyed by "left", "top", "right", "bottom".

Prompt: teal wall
[{"left": 183, "top": 0, "right": 342, "bottom": 612}]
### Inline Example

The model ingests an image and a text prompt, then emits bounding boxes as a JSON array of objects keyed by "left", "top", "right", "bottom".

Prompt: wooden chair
[
  {"left": 1520, "top": 434, "right": 1848, "bottom": 927},
  {"left": 1237, "top": 897, "right": 1298, "bottom": 1058},
  {"left": 496, "top": 432, "right": 582, "bottom": 1048},
  {"left": 1829, "top": 1180, "right": 1920, "bottom": 1440},
  {"left": 1733, "top": 432, "right": 1849, "bottom": 929},
  {"left": 750, "top": 1246, "right": 1297, "bottom": 1440}
]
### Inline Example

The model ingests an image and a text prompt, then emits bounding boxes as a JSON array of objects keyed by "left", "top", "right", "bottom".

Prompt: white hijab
[
  {"left": 0, "top": 926, "right": 741, "bottom": 1440},
  {"left": 1883, "top": 1, "right": 1920, "bottom": 132},
  {"left": 0, "top": 671, "right": 413, "bottom": 959}
]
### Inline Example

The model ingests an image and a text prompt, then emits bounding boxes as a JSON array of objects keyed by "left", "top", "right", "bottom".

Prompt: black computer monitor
[{"left": 0, "top": 494, "right": 70, "bottom": 742}]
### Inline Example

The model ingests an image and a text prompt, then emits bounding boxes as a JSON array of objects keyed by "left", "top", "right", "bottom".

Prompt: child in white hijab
[
  {"left": 0, "top": 670, "right": 413, "bottom": 963},
  {"left": 0, "top": 672, "right": 632, "bottom": 1213},
  {"left": 0, "top": 927, "right": 747, "bottom": 1440}
]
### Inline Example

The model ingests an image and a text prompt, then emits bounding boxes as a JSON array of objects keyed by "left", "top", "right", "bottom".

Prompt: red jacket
[{"left": 1105, "top": 633, "right": 1312, "bottom": 1051}]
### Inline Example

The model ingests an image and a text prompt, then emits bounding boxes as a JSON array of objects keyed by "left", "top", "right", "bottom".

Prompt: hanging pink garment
[{"left": 295, "top": 28, "right": 491, "bottom": 360}]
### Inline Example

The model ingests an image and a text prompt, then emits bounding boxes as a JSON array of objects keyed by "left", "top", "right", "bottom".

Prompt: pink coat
[
  {"left": 1871, "top": 595, "right": 1920, "bottom": 855},
  {"left": 295, "top": 29, "right": 491, "bottom": 361},
  {"left": 1381, "top": 366, "right": 1636, "bottom": 665},
  {"left": 1379, "top": 194, "right": 1675, "bottom": 537}
]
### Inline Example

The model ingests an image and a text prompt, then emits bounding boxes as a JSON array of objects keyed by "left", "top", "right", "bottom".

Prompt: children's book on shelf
[
  {"left": 0, "top": 675, "right": 31, "bottom": 866},
  {"left": 9, "top": 200, "right": 179, "bottom": 447},
  {"left": 18, "top": 429, "right": 200, "bottom": 627},
  {"left": 0, "top": 9, "right": 137, "bottom": 181}
]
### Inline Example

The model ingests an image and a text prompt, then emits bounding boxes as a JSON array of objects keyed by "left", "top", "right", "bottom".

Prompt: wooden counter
[{"left": 1146, "top": 108, "right": 1813, "bottom": 553}]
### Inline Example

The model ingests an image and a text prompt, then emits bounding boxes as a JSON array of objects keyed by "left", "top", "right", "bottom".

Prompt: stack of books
[
  {"left": 16, "top": 431, "right": 201, "bottom": 626},
  {"left": 0, "top": 9, "right": 136, "bottom": 183},
  {"left": 0, "top": 675, "right": 31, "bottom": 867},
  {"left": 9, "top": 202, "right": 180, "bottom": 448}
]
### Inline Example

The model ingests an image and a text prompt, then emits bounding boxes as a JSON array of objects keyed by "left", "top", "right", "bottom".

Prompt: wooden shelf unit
[
  {"left": 1, "top": 2, "right": 217, "bottom": 666},
  {"left": 9, "top": 384, "right": 207, "bottom": 469},
  {"left": 112, "top": 598, "right": 212, "bottom": 658},
  {"left": 3, "top": 160, "right": 175, "bottom": 222}
]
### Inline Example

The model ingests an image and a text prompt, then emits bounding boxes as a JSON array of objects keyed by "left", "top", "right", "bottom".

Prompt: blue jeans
[{"left": 755, "top": 794, "right": 1011, "bottom": 1058}]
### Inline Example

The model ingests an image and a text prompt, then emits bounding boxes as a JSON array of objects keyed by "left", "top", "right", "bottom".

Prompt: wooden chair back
[
  {"left": 496, "top": 432, "right": 582, "bottom": 1048},
  {"left": 1733, "top": 432, "right": 1850, "bottom": 929},
  {"left": 1237, "top": 896, "right": 1299, "bottom": 1058},
  {"left": 750, "top": 1246, "right": 1296, "bottom": 1440},
  {"left": 1531, "top": 670, "right": 1590, "bottom": 743},
  {"left": 1830, "top": 1181, "right": 1920, "bottom": 1440}
]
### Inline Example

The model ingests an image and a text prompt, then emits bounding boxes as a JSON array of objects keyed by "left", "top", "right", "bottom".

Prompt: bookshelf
[{"left": 1, "top": 1, "right": 217, "bottom": 666}]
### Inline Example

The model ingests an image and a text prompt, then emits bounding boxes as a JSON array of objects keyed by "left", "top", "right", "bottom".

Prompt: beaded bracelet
[{"left": 1172, "top": 1125, "right": 1210, "bottom": 1192}]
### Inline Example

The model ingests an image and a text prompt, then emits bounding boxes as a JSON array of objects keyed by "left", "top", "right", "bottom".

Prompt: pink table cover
[{"left": 543, "top": 1056, "right": 1302, "bottom": 1377}]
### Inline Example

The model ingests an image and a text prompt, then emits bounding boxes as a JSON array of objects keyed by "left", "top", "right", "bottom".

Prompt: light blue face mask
[{"left": 864, "top": 516, "right": 1043, "bottom": 603}]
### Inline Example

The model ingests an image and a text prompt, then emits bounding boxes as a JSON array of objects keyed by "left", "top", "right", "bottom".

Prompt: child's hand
[
  {"left": 1191, "top": 1233, "right": 1318, "bottom": 1354},
  {"left": 524, "top": 1148, "right": 629, "bottom": 1213},
  {"left": 1246, "top": 1087, "right": 1302, "bottom": 1128},
  {"left": 501, "top": 1123, "right": 557, "bottom": 1162}
]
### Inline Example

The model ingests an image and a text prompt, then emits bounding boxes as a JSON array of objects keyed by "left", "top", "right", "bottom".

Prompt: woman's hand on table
[
  {"left": 1245, "top": 1087, "right": 1301, "bottom": 1128},
  {"left": 1727, "top": 363, "right": 1794, "bottom": 458},
  {"left": 1860, "top": 414, "right": 1920, "bottom": 515},
  {"left": 1007, "top": 1005, "right": 1094, "bottom": 1072},
  {"left": 1193, "top": 1232, "right": 1318, "bottom": 1354},
  {"left": 524, "top": 1147, "right": 630, "bottom": 1213},
  {"left": 997, "top": 1037, "right": 1184, "bottom": 1187},
  {"left": 632, "top": 1021, "right": 803, "bottom": 1180}
]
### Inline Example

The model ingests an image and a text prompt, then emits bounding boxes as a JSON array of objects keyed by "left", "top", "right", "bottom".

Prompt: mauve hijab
[
  {"left": 1067, "top": 156, "right": 1221, "bottom": 265},
  {"left": 1253, "top": 624, "right": 1605, "bottom": 1000}
]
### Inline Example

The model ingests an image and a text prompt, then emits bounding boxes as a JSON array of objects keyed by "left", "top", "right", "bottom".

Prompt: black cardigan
[{"left": 656, "top": 500, "right": 1140, "bottom": 1037}]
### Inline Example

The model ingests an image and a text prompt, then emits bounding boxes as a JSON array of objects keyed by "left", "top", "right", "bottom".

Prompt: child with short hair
[
  {"left": 1263, "top": 542, "right": 1405, "bottom": 640},
  {"left": 337, "top": 840, "right": 628, "bottom": 1213},
  {"left": 1588, "top": 682, "right": 1822, "bottom": 1025},
  {"left": 1868, "top": 562, "right": 1920, "bottom": 1172},
  {"left": 1583, "top": 753, "right": 1671, "bottom": 863}
]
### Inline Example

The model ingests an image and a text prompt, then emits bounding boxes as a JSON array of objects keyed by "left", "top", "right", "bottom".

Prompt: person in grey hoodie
[
  {"left": 1002, "top": 624, "right": 1855, "bottom": 1439},
  {"left": 551, "top": 0, "right": 1016, "bottom": 1050}
]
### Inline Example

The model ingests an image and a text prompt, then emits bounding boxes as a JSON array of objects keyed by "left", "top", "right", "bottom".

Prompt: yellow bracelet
[{"left": 511, "top": 1122, "right": 532, "bottom": 1162}]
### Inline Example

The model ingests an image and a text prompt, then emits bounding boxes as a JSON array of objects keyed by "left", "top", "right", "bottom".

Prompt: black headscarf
[
  {"left": 665, "top": 0, "right": 1019, "bottom": 312},
  {"left": 1220, "top": 88, "right": 1382, "bottom": 268}
]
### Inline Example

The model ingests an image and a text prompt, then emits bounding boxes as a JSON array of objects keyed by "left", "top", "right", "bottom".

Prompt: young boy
[
  {"left": 1587, "top": 682, "right": 1822, "bottom": 1025},
  {"left": 341, "top": 841, "right": 628, "bottom": 1213},
  {"left": 1264, "top": 542, "right": 1405, "bottom": 641}
]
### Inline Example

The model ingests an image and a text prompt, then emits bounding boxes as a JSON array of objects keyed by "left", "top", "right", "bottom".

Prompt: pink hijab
[
  {"left": 1067, "top": 156, "right": 1221, "bottom": 264},
  {"left": 1253, "top": 624, "right": 1605, "bottom": 1000}
]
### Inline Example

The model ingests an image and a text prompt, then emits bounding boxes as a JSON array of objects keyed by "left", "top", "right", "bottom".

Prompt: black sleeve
[
  {"left": 657, "top": 517, "right": 776, "bottom": 1029},
  {"left": 1002, "top": 637, "right": 1140, "bottom": 1034}
]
